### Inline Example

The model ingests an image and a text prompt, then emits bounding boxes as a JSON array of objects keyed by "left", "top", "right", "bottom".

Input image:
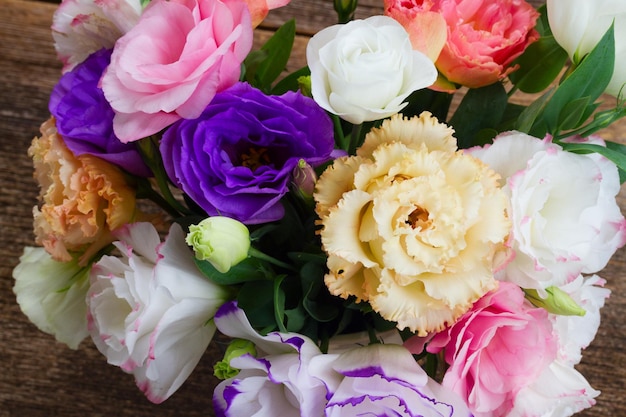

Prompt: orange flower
[{"left": 29, "top": 117, "right": 136, "bottom": 265}]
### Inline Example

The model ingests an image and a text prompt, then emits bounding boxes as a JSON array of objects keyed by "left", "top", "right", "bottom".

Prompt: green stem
[
  {"left": 248, "top": 247, "right": 297, "bottom": 271},
  {"left": 348, "top": 123, "right": 363, "bottom": 155},
  {"left": 332, "top": 114, "right": 348, "bottom": 151}
]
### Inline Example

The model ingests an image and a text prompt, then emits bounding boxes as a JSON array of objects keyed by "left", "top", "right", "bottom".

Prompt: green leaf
[
  {"left": 242, "top": 50, "right": 268, "bottom": 84},
  {"left": 557, "top": 97, "right": 592, "bottom": 131},
  {"left": 449, "top": 83, "right": 508, "bottom": 148},
  {"left": 508, "top": 36, "right": 568, "bottom": 93},
  {"left": 515, "top": 87, "right": 554, "bottom": 133},
  {"left": 273, "top": 275, "right": 288, "bottom": 332},
  {"left": 533, "top": 5, "right": 551, "bottom": 37},
  {"left": 252, "top": 19, "right": 296, "bottom": 90},
  {"left": 271, "top": 66, "right": 310, "bottom": 95},
  {"left": 542, "top": 24, "right": 615, "bottom": 134},
  {"left": 606, "top": 141, "right": 626, "bottom": 183},
  {"left": 194, "top": 256, "right": 268, "bottom": 285},
  {"left": 285, "top": 305, "right": 307, "bottom": 332},
  {"left": 237, "top": 281, "right": 276, "bottom": 330}
]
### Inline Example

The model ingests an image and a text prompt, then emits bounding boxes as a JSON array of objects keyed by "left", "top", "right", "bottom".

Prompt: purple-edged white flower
[
  {"left": 212, "top": 301, "right": 328, "bottom": 416},
  {"left": 310, "top": 343, "right": 472, "bottom": 417},
  {"left": 469, "top": 132, "right": 626, "bottom": 291},
  {"left": 87, "top": 222, "right": 228, "bottom": 403}
]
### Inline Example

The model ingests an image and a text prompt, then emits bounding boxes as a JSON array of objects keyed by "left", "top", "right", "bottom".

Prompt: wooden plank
[{"left": 1, "top": 1, "right": 625, "bottom": 416}]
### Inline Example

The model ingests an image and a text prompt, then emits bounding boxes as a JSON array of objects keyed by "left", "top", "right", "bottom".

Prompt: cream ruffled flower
[
  {"left": 29, "top": 117, "right": 137, "bottom": 265},
  {"left": 314, "top": 112, "right": 510, "bottom": 335}
]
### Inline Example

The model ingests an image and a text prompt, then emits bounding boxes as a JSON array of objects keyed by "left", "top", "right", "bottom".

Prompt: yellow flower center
[
  {"left": 406, "top": 206, "right": 431, "bottom": 230},
  {"left": 240, "top": 147, "right": 270, "bottom": 171}
]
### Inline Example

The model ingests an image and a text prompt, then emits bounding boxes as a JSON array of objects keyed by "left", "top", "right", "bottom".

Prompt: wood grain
[{"left": 1, "top": 0, "right": 625, "bottom": 416}]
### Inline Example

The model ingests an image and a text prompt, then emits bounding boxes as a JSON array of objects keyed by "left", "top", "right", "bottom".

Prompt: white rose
[
  {"left": 306, "top": 15, "right": 437, "bottom": 124},
  {"left": 87, "top": 222, "right": 229, "bottom": 403},
  {"left": 12, "top": 247, "right": 89, "bottom": 349},
  {"left": 469, "top": 132, "right": 626, "bottom": 290},
  {"left": 547, "top": 0, "right": 626, "bottom": 97}
]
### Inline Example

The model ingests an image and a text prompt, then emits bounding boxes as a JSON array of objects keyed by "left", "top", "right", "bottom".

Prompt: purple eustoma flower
[
  {"left": 49, "top": 48, "right": 150, "bottom": 177},
  {"left": 160, "top": 82, "right": 335, "bottom": 224}
]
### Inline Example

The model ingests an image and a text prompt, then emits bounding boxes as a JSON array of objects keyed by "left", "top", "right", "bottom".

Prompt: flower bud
[
  {"left": 291, "top": 159, "right": 317, "bottom": 201},
  {"left": 213, "top": 338, "right": 257, "bottom": 380},
  {"left": 524, "top": 286, "right": 586, "bottom": 317},
  {"left": 186, "top": 216, "right": 250, "bottom": 273},
  {"left": 297, "top": 75, "right": 312, "bottom": 98},
  {"left": 333, "top": 0, "right": 358, "bottom": 23}
]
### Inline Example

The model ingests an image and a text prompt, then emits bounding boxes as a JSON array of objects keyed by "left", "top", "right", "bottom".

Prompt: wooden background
[{"left": 1, "top": 0, "right": 626, "bottom": 415}]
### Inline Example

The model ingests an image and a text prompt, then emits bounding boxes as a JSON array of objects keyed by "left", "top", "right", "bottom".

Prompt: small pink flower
[
  {"left": 101, "top": 0, "right": 253, "bottom": 142},
  {"left": 425, "top": 282, "right": 558, "bottom": 417}
]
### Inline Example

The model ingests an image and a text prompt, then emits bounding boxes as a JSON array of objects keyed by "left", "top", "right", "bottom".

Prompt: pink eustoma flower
[
  {"left": 101, "top": 0, "right": 253, "bottom": 142},
  {"left": 424, "top": 282, "right": 558, "bottom": 417}
]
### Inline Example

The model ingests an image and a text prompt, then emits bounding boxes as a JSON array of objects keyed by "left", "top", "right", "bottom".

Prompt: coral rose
[
  {"left": 29, "top": 118, "right": 136, "bottom": 265},
  {"left": 386, "top": 0, "right": 540, "bottom": 88},
  {"left": 101, "top": 0, "right": 253, "bottom": 142},
  {"left": 314, "top": 112, "right": 510, "bottom": 335}
]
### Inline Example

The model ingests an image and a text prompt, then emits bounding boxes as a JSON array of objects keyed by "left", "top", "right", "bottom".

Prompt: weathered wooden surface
[{"left": 1, "top": 0, "right": 625, "bottom": 415}]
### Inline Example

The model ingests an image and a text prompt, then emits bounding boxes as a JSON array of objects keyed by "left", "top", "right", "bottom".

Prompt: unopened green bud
[
  {"left": 213, "top": 339, "right": 257, "bottom": 380},
  {"left": 186, "top": 216, "right": 250, "bottom": 273},
  {"left": 525, "top": 286, "right": 586, "bottom": 316},
  {"left": 333, "top": 0, "right": 358, "bottom": 23}
]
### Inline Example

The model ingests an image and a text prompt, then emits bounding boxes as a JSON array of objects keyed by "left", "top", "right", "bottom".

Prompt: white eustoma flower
[
  {"left": 87, "top": 222, "right": 228, "bottom": 403},
  {"left": 550, "top": 274, "right": 610, "bottom": 365},
  {"left": 52, "top": 0, "right": 143, "bottom": 72},
  {"left": 509, "top": 360, "right": 599, "bottom": 417},
  {"left": 306, "top": 15, "right": 437, "bottom": 124},
  {"left": 12, "top": 246, "right": 89, "bottom": 349},
  {"left": 547, "top": 0, "right": 626, "bottom": 97},
  {"left": 469, "top": 132, "right": 626, "bottom": 291},
  {"left": 212, "top": 301, "right": 329, "bottom": 417}
]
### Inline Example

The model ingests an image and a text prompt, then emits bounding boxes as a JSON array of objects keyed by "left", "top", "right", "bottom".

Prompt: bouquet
[{"left": 12, "top": 0, "right": 626, "bottom": 415}]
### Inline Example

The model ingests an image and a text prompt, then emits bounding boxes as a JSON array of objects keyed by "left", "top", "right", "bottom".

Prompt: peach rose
[
  {"left": 101, "top": 0, "right": 253, "bottom": 142},
  {"left": 385, "top": 0, "right": 540, "bottom": 88},
  {"left": 29, "top": 117, "right": 136, "bottom": 265},
  {"left": 314, "top": 112, "right": 509, "bottom": 335}
]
